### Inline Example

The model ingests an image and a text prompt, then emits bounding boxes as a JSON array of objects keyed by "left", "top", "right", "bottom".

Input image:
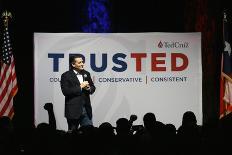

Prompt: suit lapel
[{"left": 70, "top": 70, "right": 81, "bottom": 84}]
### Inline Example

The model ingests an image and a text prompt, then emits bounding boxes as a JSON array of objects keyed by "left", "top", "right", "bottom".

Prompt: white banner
[{"left": 34, "top": 32, "right": 202, "bottom": 131}]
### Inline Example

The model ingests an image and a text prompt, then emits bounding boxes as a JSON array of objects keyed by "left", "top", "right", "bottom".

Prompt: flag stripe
[
  {"left": 1, "top": 99, "right": 13, "bottom": 116},
  {"left": 0, "top": 68, "right": 13, "bottom": 103},
  {"left": 220, "top": 75, "right": 225, "bottom": 117},
  {"left": 0, "top": 74, "right": 18, "bottom": 110},
  {"left": 0, "top": 76, "right": 14, "bottom": 110},
  {"left": 0, "top": 63, "right": 14, "bottom": 99},
  {"left": 0, "top": 80, "right": 18, "bottom": 109},
  {"left": 8, "top": 106, "right": 14, "bottom": 119},
  {"left": 0, "top": 86, "right": 14, "bottom": 115},
  {"left": 0, "top": 78, "right": 17, "bottom": 116},
  {"left": 0, "top": 64, "right": 9, "bottom": 86}
]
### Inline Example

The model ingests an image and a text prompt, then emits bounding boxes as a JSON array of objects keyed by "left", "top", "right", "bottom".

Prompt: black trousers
[
  {"left": 67, "top": 118, "right": 80, "bottom": 131},
  {"left": 67, "top": 107, "right": 93, "bottom": 131}
]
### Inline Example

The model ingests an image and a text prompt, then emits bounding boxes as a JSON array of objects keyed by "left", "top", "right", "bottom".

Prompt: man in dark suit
[{"left": 60, "top": 55, "right": 96, "bottom": 132}]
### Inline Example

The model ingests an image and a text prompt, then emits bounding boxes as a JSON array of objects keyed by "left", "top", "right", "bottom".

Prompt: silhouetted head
[
  {"left": 116, "top": 118, "right": 130, "bottom": 135},
  {"left": 166, "top": 123, "right": 176, "bottom": 135},
  {"left": 99, "top": 122, "right": 115, "bottom": 136},
  {"left": 182, "top": 111, "right": 197, "bottom": 126},
  {"left": 143, "top": 112, "right": 156, "bottom": 130}
]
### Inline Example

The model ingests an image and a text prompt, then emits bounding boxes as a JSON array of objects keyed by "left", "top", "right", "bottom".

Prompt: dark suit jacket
[{"left": 60, "top": 69, "right": 96, "bottom": 120}]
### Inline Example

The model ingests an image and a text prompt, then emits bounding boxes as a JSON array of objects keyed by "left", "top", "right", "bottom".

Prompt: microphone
[
  {"left": 129, "top": 114, "right": 137, "bottom": 123},
  {"left": 83, "top": 73, "right": 90, "bottom": 90},
  {"left": 129, "top": 114, "right": 137, "bottom": 127},
  {"left": 83, "top": 73, "right": 88, "bottom": 81},
  {"left": 129, "top": 115, "right": 138, "bottom": 133}
]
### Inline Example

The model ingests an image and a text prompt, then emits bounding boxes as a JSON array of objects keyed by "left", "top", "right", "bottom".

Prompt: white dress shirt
[{"left": 73, "top": 70, "right": 83, "bottom": 83}]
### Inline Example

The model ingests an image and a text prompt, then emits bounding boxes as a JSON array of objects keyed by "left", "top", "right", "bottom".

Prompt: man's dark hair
[{"left": 69, "top": 54, "right": 85, "bottom": 70}]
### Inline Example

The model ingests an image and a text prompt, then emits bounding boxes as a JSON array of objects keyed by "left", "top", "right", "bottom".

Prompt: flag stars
[{"left": 1, "top": 28, "right": 12, "bottom": 65}]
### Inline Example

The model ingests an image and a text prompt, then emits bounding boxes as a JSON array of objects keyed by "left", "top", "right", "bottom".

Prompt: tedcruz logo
[
  {"left": 158, "top": 41, "right": 189, "bottom": 48},
  {"left": 158, "top": 41, "right": 163, "bottom": 48}
]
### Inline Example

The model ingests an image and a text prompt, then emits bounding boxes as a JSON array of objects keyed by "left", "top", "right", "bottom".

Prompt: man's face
[{"left": 72, "top": 57, "right": 84, "bottom": 71}]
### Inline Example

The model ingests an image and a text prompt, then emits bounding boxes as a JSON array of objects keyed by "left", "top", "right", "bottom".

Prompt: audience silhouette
[
  {"left": 0, "top": 107, "right": 231, "bottom": 154},
  {"left": 177, "top": 111, "right": 202, "bottom": 155}
]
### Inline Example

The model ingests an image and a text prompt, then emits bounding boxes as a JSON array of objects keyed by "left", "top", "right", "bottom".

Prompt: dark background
[{"left": 0, "top": 0, "right": 231, "bottom": 129}]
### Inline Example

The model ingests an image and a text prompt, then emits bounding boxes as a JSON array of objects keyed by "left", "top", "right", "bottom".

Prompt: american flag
[
  {"left": 220, "top": 12, "right": 232, "bottom": 118},
  {"left": 0, "top": 21, "right": 18, "bottom": 119}
]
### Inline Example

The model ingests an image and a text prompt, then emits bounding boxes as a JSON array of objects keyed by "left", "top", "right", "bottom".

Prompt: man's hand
[{"left": 80, "top": 81, "right": 89, "bottom": 89}]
